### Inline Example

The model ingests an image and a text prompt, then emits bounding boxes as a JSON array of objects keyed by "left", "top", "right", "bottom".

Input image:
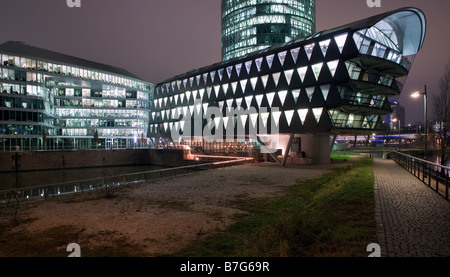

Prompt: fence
[
  {"left": 0, "top": 156, "right": 253, "bottom": 206},
  {"left": 389, "top": 151, "right": 450, "bottom": 201}
]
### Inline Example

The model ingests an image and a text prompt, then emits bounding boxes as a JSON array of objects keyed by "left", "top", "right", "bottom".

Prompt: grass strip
[{"left": 172, "top": 158, "right": 376, "bottom": 257}]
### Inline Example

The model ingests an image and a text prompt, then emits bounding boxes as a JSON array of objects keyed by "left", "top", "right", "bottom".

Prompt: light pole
[
  {"left": 412, "top": 85, "right": 428, "bottom": 160},
  {"left": 392, "top": 118, "right": 401, "bottom": 151}
]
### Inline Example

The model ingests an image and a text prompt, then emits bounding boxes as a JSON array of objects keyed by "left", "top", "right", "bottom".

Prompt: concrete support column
[{"left": 299, "top": 134, "right": 331, "bottom": 165}]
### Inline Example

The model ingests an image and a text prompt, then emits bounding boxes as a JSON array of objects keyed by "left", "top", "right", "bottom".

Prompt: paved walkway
[{"left": 374, "top": 158, "right": 450, "bottom": 257}]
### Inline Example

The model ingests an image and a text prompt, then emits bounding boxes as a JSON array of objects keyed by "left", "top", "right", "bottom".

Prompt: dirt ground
[{"left": 2, "top": 162, "right": 350, "bottom": 257}]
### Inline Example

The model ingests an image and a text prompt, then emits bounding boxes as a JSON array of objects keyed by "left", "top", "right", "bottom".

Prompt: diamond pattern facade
[{"left": 149, "top": 8, "right": 426, "bottom": 142}]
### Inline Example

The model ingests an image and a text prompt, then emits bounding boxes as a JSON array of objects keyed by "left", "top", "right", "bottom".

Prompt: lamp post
[
  {"left": 392, "top": 118, "right": 401, "bottom": 151},
  {"left": 412, "top": 85, "right": 428, "bottom": 160}
]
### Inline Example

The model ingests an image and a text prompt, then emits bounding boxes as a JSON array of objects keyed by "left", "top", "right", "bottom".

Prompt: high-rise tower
[{"left": 222, "top": 0, "right": 316, "bottom": 61}]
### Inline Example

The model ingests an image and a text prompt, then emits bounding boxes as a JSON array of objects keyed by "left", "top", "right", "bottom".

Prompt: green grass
[{"left": 171, "top": 158, "right": 376, "bottom": 257}]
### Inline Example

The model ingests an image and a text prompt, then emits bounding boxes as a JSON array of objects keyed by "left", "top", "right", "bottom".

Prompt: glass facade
[
  {"left": 0, "top": 41, "right": 153, "bottom": 151},
  {"left": 150, "top": 8, "right": 426, "bottom": 149},
  {"left": 222, "top": 0, "right": 316, "bottom": 61}
]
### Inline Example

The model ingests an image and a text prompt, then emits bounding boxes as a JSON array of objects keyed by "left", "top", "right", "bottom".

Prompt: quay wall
[{"left": 0, "top": 149, "right": 191, "bottom": 173}]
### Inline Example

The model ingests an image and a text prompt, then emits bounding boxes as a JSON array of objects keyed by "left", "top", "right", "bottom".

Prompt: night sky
[{"left": 1, "top": 0, "right": 449, "bottom": 125}]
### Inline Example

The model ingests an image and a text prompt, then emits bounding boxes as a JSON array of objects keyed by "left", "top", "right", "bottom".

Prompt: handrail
[
  {"left": 391, "top": 151, "right": 450, "bottom": 170},
  {"left": 0, "top": 156, "right": 253, "bottom": 206},
  {"left": 389, "top": 151, "right": 449, "bottom": 201}
]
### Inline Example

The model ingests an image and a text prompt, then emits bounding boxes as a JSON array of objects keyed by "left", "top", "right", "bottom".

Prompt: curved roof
[
  {"left": 0, "top": 41, "right": 146, "bottom": 81},
  {"left": 160, "top": 7, "right": 426, "bottom": 85}
]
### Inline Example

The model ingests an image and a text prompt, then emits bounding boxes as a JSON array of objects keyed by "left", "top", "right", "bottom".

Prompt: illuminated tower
[{"left": 222, "top": 0, "right": 316, "bottom": 61}]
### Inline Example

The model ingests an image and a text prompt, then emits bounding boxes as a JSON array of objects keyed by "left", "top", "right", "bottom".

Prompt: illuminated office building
[
  {"left": 222, "top": 0, "right": 316, "bottom": 61},
  {"left": 150, "top": 8, "right": 426, "bottom": 164},
  {"left": 0, "top": 41, "right": 153, "bottom": 151}
]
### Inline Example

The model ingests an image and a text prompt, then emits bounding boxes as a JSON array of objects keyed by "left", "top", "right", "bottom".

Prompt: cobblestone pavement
[{"left": 374, "top": 158, "right": 450, "bottom": 257}]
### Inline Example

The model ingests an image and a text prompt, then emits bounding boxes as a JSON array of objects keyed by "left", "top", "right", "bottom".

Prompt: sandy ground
[{"left": 5, "top": 162, "right": 351, "bottom": 256}]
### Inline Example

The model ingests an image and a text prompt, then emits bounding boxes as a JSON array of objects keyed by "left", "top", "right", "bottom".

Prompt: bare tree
[{"left": 433, "top": 60, "right": 450, "bottom": 165}]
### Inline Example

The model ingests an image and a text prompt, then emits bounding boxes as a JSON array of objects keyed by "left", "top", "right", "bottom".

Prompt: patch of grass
[
  {"left": 171, "top": 158, "right": 376, "bottom": 257},
  {"left": 0, "top": 224, "right": 149, "bottom": 257}
]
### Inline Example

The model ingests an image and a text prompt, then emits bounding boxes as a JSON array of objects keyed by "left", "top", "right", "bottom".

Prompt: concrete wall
[{"left": 0, "top": 149, "right": 190, "bottom": 173}]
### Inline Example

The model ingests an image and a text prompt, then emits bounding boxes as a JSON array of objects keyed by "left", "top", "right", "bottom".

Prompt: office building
[
  {"left": 150, "top": 8, "right": 426, "bottom": 164},
  {"left": 0, "top": 41, "right": 153, "bottom": 151},
  {"left": 222, "top": 0, "right": 316, "bottom": 61}
]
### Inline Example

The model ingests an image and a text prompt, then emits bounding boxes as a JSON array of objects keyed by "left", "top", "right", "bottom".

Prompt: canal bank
[{"left": 0, "top": 149, "right": 193, "bottom": 173}]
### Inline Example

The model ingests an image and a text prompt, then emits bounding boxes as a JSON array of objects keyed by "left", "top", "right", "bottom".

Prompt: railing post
[
  {"left": 446, "top": 170, "right": 449, "bottom": 199},
  {"left": 421, "top": 162, "right": 425, "bottom": 182},
  {"left": 436, "top": 167, "right": 439, "bottom": 192},
  {"left": 428, "top": 165, "right": 431, "bottom": 187}
]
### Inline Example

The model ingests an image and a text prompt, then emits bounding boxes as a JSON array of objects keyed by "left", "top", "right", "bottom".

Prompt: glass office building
[
  {"left": 0, "top": 41, "right": 153, "bottom": 151},
  {"left": 222, "top": 0, "right": 316, "bottom": 61},
  {"left": 150, "top": 8, "right": 426, "bottom": 164}
]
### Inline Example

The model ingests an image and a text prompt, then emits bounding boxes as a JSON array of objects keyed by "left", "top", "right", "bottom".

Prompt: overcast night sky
[{"left": 1, "top": 0, "right": 449, "bottom": 125}]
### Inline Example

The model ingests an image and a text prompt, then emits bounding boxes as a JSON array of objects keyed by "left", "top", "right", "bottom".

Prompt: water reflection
[{"left": 0, "top": 165, "right": 164, "bottom": 191}]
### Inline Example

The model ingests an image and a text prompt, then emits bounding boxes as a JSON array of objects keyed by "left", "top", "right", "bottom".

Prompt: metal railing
[
  {"left": 389, "top": 151, "right": 450, "bottom": 201},
  {"left": 0, "top": 156, "right": 253, "bottom": 206}
]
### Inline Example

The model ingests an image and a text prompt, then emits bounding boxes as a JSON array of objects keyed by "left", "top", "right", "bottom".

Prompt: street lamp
[
  {"left": 411, "top": 85, "right": 428, "bottom": 160},
  {"left": 392, "top": 118, "right": 401, "bottom": 151}
]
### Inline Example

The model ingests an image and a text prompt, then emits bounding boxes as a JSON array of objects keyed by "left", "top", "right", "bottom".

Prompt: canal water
[{"left": 0, "top": 165, "right": 165, "bottom": 191}]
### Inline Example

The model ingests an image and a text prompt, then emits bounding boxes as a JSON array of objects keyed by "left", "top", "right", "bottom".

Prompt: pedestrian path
[{"left": 373, "top": 158, "right": 450, "bottom": 257}]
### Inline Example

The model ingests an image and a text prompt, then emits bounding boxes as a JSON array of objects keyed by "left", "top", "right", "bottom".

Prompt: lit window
[
  {"left": 262, "top": 75, "right": 269, "bottom": 89},
  {"left": 290, "top": 47, "right": 300, "bottom": 64},
  {"left": 319, "top": 39, "right": 331, "bottom": 57},
  {"left": 226, "top": 66, "right": 233, "bottom": 79},
  {"left": 218, "top": 69, "right": 224, "bottom": 81},
  {"left": 255, "top": 58, "right": 263, "bottom": 72},
  {"left": 284, "top": 69, "right": 294, "bottom": 85},
  {"left": 227, "top": 99, "right": 234, "bottom": 112},
  {"left": 292, "top": 89, "right": 301, "bottom": 104},
  {"left": 240, "top": 79, "right": 248, "bottom": 91},
  {"left": 278, "top": 51, "right": 287, "bottom": 67},
  {"left": 186, "top": 91, "right": 192, "bottom": 102},
  {"left": 255, "top": 95, "right": 264, "bottom": 108},
  {"left": 266, "top": 92, "right": 275, "bottom": 107},
  {"left": 235, "top": 63, "right": 243, "bottom": 77},
  {"left": 272, "top": 111, "right": 282, "bottom": 127},
  {"left": 334, "top": 33, "right": 348, "bottom": 54},
  {"left": 297, "top": 66, "right": 308, "bottom": 83},
  {"left": 222, "top": 84, "right": 229, "bottom": 95},
  {"left": 327, "top": 60, "right": 339, "bottom": 77},
  {"left": 245, "top": 61, "right": 252, "bottom": 74},
  {"left": 304, "top": 43, "right": 315, "bottom": 60},
  {"left": 240, "top": 114, "right": 248, "bottom": 128},
  {"left": 266, "top": 54, "right": 275, "bottom": 69},
  {"left": 231, "top": 82, "right": 238, "bottom": 95},
  {"left": 297, "top": 109, "right": 308, "bottom": 125},
  {"left": 275, "top": 91, "right": 286, "bottom": 107},
  {"left": 260, "top": 112, "right": 270, "bottom": 128},
  {"left": 285, "top": 110, "right": 295, "bottom": 126},
  {"left": 250, "top": 113, "right": 258, "bottom": 128},
  {"left": 214, "top": 85, "right": 221, "bottom": 98},
  {"left": 312, "top": 63, "right": 323, "bottom": 81},
  {"left": 250, "top": 77, "right": 258, "bottom": 91},
  {"left": 245, "top": 95, "right": 253, "bottom": 109},
  {"left": 320, "top": 85, "right": 331, "bottom": 101},
  {"left": 306, "top": 87, "right": 315, "bottom": 103},
  {"left": 312, "top": 108, "right": 323, "bottom": 124},
  {"left": 272, "top": 73, "right": 281, "bottom": 87}
]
